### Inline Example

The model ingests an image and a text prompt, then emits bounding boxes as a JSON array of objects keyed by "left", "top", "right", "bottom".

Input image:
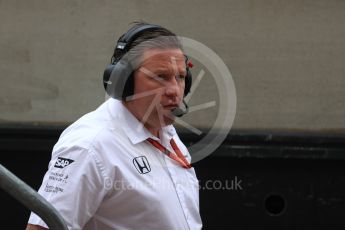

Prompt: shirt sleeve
[{"left": 28, "top": 145, "right": 107, "bottom": 230}]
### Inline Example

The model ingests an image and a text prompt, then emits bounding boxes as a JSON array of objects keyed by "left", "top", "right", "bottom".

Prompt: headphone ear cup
[
  {"left": 103, "top": 60, "right": 134, "bottom": 100},
  {"left": 103, "top": 64, "right": 115, "bottom": 93},
  {"left": 184, "top": 68, "right": 192, "bottom": 97}
]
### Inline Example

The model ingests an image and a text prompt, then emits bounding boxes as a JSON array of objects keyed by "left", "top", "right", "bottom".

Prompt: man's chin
[
  {"left": 162, "top": 110, "right": 176, "bottom": 125},
  {"left": 164, "top": 118, "right": 175, "bottom": 126}
]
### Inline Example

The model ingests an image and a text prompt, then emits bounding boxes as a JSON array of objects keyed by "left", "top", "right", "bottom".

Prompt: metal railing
[{"left": 0, "top": 164, "right": 68, "bottom": 230}]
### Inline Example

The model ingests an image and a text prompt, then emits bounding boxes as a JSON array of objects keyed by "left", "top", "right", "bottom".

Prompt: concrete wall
[{"left": 1, "top": 0, "right": 345, "bottom": 132}]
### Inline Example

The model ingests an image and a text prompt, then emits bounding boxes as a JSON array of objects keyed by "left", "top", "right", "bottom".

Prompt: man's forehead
[{"left": 140, "top": 48, "right": 185, "bottom": 64}]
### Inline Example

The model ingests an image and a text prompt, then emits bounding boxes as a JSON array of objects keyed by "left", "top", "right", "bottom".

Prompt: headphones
[{"left": 103, "top": 24, "right": 192, "bottom": 101}]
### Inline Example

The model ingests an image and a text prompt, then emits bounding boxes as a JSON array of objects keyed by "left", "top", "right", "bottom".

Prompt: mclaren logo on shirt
[
  {"left": 133, "top": 156, "right": 151, "bottom": 174},
  {"left": 54, "top": 157, "right": 74, "bottom": 169}
]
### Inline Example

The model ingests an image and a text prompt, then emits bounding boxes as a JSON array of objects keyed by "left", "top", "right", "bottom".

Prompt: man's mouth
[{"left": 162, "top": 104, "right": 179, "bottom": 110}]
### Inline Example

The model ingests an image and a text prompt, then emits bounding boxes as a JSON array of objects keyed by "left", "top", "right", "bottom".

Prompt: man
[{"left": 27, "top": 22, "right": 202, "bottom": 229}]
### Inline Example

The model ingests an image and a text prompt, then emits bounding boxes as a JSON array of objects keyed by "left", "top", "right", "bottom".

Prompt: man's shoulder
[
  {"left": 54, "top": 101, "right": 118, "bottom": 151},
  {"left": 54, "top": 101, "right": 134, "bottom": 156}
]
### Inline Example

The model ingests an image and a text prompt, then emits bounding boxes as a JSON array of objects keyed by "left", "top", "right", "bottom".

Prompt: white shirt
[{"left": 28, "top": 98, "right": 202, "bottom": 230}]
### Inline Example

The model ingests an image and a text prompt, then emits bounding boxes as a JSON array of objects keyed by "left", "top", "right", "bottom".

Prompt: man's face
[{"left": 125, "top": 48, "right": 186, "bottom": 131}]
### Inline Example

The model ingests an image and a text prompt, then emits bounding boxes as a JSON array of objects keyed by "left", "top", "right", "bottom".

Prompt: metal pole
[{"left": 0, "top": 164, "right": 68, "bottom": 230}]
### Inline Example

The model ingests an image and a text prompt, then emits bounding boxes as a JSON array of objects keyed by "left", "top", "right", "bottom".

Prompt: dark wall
[{"left": 1, "top": 125, "right": 345, "bottom": 229}]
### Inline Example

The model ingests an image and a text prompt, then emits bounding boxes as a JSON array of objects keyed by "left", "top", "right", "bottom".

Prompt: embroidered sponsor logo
[
  {"left": 44, "top": 183, "right": 64, "bottom": 193},
  {"left": 48, "top": 172, "right": 69, "bottom": 184},
  {"left": 54, "top": 157, "right": 74, "bottom": 168},
  {"left": 133, "top": 156, "right": 151, "bottom": 174}
]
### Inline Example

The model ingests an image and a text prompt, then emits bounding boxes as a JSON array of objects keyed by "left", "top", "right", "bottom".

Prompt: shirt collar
[{"left": 107, "top": 98, "right": 177, "bottom": 145}]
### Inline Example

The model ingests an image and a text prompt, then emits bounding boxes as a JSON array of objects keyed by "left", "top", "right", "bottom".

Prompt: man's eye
[
  {"left": 176, "top": 75, "right": 186, "bottom": 81},
  {"left": 153, "top": 74, "right": 167, "bottom": 84},
  {"left": 157, "top": 74, "right": 167, "bottom": 80}
]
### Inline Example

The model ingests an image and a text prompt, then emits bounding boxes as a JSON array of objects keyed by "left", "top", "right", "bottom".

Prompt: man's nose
[{"left": 164, "top": 77, "right": 179, "bottom": 98}]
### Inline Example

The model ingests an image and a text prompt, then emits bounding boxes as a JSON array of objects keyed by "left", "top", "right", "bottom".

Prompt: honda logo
[{"left": 133, "top": 156, "right": 151, "bottom": 174}]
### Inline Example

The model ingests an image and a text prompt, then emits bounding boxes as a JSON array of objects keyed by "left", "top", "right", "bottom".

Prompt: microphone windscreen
[
  {"left": 171, "top": 99, "right": 189, "bottom": 117},
  {"left": 171, "top": 108, "right": 184, "bottom": 117}
]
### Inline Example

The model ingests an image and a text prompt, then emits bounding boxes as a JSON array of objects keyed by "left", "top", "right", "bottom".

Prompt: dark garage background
[{"left": 1, "top": 124, "right": 345, "bottom": 229}]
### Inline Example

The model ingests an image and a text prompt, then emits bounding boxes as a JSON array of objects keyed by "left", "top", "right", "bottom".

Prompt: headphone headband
[{"left": 116, "top": 24, "right": 163, "bottom": 52}]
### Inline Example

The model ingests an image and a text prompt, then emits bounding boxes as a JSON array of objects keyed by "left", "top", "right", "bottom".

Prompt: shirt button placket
[{"left": 165, "top": 160, "right": 190, "bottom": 229}]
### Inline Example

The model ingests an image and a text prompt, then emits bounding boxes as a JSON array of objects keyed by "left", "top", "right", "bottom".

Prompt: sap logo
[{"left": 54, "top": 157, "right": 74, "bottom": 169}]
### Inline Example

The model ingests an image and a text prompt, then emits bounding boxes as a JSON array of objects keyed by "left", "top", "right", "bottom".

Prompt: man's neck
[
  {"left": 122, "top": 101, "right": 161, "bottom": 138},
  {"left": 145, "top": 125, "right": 160, "bottom": 138}
]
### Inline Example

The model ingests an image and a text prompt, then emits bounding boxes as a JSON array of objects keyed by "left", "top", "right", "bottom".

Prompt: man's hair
[{"left": 111, "top": 21, "right": 183, "bottom": 68}]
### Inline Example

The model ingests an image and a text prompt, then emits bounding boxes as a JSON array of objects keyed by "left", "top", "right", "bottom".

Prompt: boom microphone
[{"left": 171, "top": 100, "right": 189, "bottom": 117}]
